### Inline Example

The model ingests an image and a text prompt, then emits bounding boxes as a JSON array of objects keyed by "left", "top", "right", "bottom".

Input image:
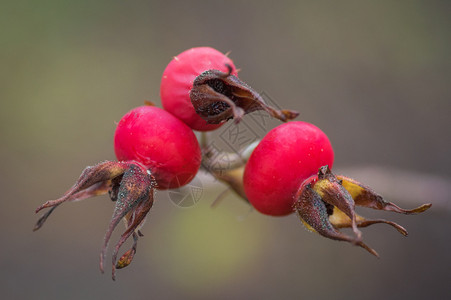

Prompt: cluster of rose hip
[{"left": 34, "top": 47, "right": 431, "bottom": 280}]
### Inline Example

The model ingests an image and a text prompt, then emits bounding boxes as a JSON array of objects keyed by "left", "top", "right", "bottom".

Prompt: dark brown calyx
[
  {"left": 190, "top": 64, "right": 299, "bottom": 124},
  {"left": 34, "top": 160, "right": 157, "bottom": 280},
  {"left": 294, "top": 165, "right": 432, "bottom": 257}
]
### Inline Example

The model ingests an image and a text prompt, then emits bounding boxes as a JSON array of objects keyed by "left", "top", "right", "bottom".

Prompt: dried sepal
[
  {"left": 111, "top": 193, "right": 154, "bottom": 280},
  {"left": 294, "top": 165, "right": 431, "bottom": 257},
  {"left": 33, "top": 180, "right": 111, "bottom": 231},
  {"left": 313, "top": 166, "right": 362, "bottom": 240},
  {"left": 99, "top": 164, "right": 156, "bottom": 278},
  {"left": 34, "top": 160, "right": 157, "bottom": 280},
  {"left": 294, "top": 181, "right": 378, "bottom": 257},
  {"left": 329, "top": 207, "right": 408, "bottom": 236},
  {"left": 337, "top": 175, "right": 431, "bottom": 214},
  {"left": 35, "top": 161, "right": 130, "bottom": 213},
  {"left": 190, "top": 64, "right": 299, "bottom": 124},
  {"left": 116, "top": 236, "right": 138, "bottom": 269}
]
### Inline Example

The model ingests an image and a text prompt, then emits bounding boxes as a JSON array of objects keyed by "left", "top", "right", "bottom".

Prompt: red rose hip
[
  {"left": 161, "top": 47, "right": 299, "bottom": 131},
  {"left": 114, "top": 105, "right": 201, "bottom": 189},
  {"left": 243, "top": 121, "right": 431, "bottom": 256},
  {"left": 243, "top": 121, "right": 334, "bottom": 216},
  {"left": 161, "top": 47, "right": 237, "bottom": 131},
  {"left": 35, "top": 105, "right": 202, "bottom": 279}
]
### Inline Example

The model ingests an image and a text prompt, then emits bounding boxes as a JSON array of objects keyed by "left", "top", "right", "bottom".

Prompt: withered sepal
[
  {"left": 34, "top": 160, "right": 157, "bottom": 280},
  {"left": 294, "top": 165, "right": 431, "bottom": 257},
  {"left": 190, "top": 65, "right": 299, "bottom": 124}
]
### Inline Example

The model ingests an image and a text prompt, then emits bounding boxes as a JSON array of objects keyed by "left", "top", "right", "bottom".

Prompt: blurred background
[{"left": 1, "top": 0, "right": 450, "bottom": 299}]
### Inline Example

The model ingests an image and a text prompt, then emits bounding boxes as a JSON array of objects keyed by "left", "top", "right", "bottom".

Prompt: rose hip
[
  {"left": 161, "top": 47, "right": 237, "bottom": 131},
  {"left": 243, "top": 121, "right": 431, "bottom": 256},
  {"left": 243, "top": 121, "right": 334, "bottom": 216},
  {"left": 114, "top": 105, "right": 201, "bottom": 189},
  {"left": 35, "top": 104, "right": 202, "bottom": 280},
  {"left": 160, "top": 47, "right": 299, "bottom": 131}
]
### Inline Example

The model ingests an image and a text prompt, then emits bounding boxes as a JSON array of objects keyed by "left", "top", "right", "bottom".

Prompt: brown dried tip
[
  {"left": 190, "top": 64, "right": 299, "bottom": 124},
  {"left": 294, "top": 166, "right": 431, "bottom": 257},
  {"left": 34, "top": 160, "right": 157, "bottom": 280}
]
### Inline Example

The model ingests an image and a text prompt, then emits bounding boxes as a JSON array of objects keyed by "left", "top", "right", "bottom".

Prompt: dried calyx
[
  {"left": 294, "top": 166, "right": 432, "bottom": 257},
  {"left": 190, "top": 64, "right": 299, "bottom": 124},
  {"left": 34, "top": 160, "right": 156, "bottom": 280}
]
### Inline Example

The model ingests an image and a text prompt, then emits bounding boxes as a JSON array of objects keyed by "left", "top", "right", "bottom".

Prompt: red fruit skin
[
  {"left": 243, "top": 121, "right": 334, "bottom": 216},
  {"left": 114, "top": 106, "right": 201, "bottom": 190},
  {"left": 160, "top": 47, "right": 238, "bottom": 131}
]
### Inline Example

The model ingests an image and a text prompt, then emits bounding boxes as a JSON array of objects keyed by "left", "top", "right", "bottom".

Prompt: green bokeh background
[{"left": 1, "top": 0, "right": 450, "bottom": 299}]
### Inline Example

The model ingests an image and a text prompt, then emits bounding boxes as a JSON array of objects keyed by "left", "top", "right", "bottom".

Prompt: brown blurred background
[{"left": 1, "top": 0, "right": 450, "bottom": 299}]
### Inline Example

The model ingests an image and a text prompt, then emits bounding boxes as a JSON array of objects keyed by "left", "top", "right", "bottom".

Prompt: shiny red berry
[
  {"left": 243, "top": 121, "right": 334, "bottom": 216},
  {"left": 160, "top": 47, "right": 237, "bottom": 131},
  {"left": 114, "top": 105, "right": 201, "bottom": 189}
]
